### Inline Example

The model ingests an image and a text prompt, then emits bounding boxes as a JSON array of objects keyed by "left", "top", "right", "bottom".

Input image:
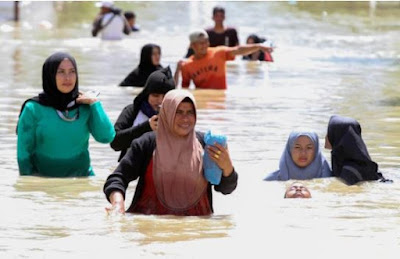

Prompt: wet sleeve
[
  {"left": 214, "top": 169, "right": 238, "bottom": 194},
  {"left": 88, "top": 101, "right": 116, "bottom": 143},
  {"left": 92, "top": 16, "right": 102, "bottom": 37},
  {"left": 216, "top": 47, "right": 235, "bottom": 61},
  {"left": 181, "top": 63, "right": 191, "bottom": 88},
  {"left": 224, "top": 47, "right": 236, "bottom": 61},
  {"left": 17, "top": 102, "right": 36, "bottom": 175},
  {"left": 104, "top": 134, "right": 152, "bottom": 201},
  {"left": 110, "top": 104, "right": 152, "bottom": 151}
]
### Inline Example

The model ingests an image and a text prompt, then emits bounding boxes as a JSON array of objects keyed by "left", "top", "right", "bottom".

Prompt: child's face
[
  {"left": 324, "top": 134, "right": 332, "bottom": 150},
  {"left": 290, "top": 136, "right": 315, "bottom": 168}
]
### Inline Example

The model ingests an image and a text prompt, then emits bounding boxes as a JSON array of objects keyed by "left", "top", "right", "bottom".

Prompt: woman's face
[
  {"left": 151, "top": 47, "right": 161, "bottom": 66},
  {"left": 285, "top": 182, "right": 312, "bottom": 198},
  {"left": 173, "top": 101, "right": 196, "bottom": 137},
  {"left": 247, "top": 37, "right": 255, "bottom": 44},
  {"left": 56, "top": 58, "right": 76, "bottom": 94},
  {"left": 148, "top": 93, "right": 164, "bottom": 112},
  {"left": 290, "top": 136, "right": 316, "bottom": 168}
]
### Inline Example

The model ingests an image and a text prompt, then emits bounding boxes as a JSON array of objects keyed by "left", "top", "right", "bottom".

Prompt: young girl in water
[
  {"left": 104, "top": 90, "right": 238, "bottom": 216},
  {"left": 17, "top": 52, "right": 115, "bottom": 177},
  {"left": 119, "top": 43, "right": 163, "bottom": 86},
  {"left": 111, "top": 67, "right": 175, "bottom": 161},
  {"left": 264, "top": 131, "right": 331, "bottom": 181},
  {"left": 325, "top": 115, "right": 391, "bottom": 185}
]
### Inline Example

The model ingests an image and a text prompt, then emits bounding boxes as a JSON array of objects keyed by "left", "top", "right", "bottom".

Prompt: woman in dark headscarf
[
  {"left": 17, "top": 52, "right": 115, "bottom": 177},
  {"left": 111, "top": 67, "right": 175, "bottom": 161},
  {"left": 243, "top": 34, "right": 273, "bottom": 62},
  {"left": 119, "top": 43, "right": 162, "bottom": 86},
  {"left": 325, "top": 115, "right": 391, "bottom": 185}
]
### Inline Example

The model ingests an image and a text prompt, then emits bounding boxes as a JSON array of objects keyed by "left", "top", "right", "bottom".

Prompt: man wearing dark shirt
[{"left": 206, "top": 6, "right": 239, "bottom": 47}]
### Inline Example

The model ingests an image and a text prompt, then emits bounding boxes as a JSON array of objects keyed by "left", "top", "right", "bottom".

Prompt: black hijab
[
  {"left": 19, "top": 52, "right": 80, "bottom": 113},
  {"left": 17, "top": 52, "right": 80, "bottom": 133},
  {"left": 119, "top": 44, "right": 162, "bottom": 87},
  {"left": 327, "top": 115, "right": 385, "bottom": 185},
  {"left": 132, "top": 66, "right": 175, "bottom": 119}
]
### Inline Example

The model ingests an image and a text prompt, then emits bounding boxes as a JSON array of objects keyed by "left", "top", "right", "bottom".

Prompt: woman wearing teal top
[{"left": 17, "top": 52, "right": 115, "bottom": 177}]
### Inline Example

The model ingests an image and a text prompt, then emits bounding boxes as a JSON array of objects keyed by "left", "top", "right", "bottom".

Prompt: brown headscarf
[{"left": 153, "top": 89, "right": 207, "bottom": 211}]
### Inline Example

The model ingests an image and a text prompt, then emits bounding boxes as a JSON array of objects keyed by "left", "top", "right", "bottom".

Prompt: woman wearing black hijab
[
  {"left": 17, "top": 52, "right": 115, "bottom": 177},
  {"left": 325, "top": 115, "right": 391, "bottom": 185},
  {"left": 119, "top": 44, "right": 162, "bottom": 86},
  {"left": 111, "top": 66, "right": 175, "bottom": 161}
]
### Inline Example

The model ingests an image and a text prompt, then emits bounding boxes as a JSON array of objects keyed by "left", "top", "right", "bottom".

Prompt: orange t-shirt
[{"left": 181, "top": 46, "right": 235, "bottom": 90}]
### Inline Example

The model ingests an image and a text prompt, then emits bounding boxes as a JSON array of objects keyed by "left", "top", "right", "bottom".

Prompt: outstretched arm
[{"left": 229, "top": 44, "right": 273, "bottom": 57}]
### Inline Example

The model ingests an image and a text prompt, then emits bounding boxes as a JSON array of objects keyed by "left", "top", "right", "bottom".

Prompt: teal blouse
[{"left": 17, "top": 101, "right": 115, "bottom": 177}]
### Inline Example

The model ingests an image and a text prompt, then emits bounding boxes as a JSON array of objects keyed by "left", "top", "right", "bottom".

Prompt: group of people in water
[{"left": 15, "top": 3, "right": 393, "bottom": 217}]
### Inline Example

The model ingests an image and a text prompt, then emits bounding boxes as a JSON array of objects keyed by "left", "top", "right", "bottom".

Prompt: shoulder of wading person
[{"left": 110, "top": 103, "right": 152, "bottom": 152}]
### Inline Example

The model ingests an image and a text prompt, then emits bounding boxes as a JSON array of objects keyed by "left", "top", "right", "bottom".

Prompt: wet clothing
[
  {"left": 265, "top": 131, "right": 331, "bottom": 181},
  {"left": 181, "top": 46, "right": 235, "bottom": 89},
  {"left": 119, "top": 44, "right": 162, "bottom": 87},
  {"left": 110, "top": 103, "right": 152, "bottom": 161},
  {"left": 104, "top": 131, "right": 238, "bottom": 215},
  {"left": 17, "top": 52, "right": 115, "bottom": 177},
  {"left": 327, "top": 115, "right": 388, "bottom": 185},
  {"left": 17, "top": 101, "right": 115, "bottom": 177},
  {"left": 92, "top": 12, "right": 130, "bottom": 40},
  {"left": 206, "top": 27, "right": 239, "bottom": 47},
  {"left": 111, "top": 67, "right": 175, "bottom": 161}
]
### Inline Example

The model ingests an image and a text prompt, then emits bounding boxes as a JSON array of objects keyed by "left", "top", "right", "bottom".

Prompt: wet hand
[
  {"left": 105, "top": 191, "right": 125, "bottom": 215},
  {"left": 207, "top": 143, "right": 234, "bottom": 177},
  {"left": 76, "top": 91, "right": 98, "bottom": 105},
  {"left": 149, "top": 115, "right": 158, "bottom": 131},
  {"left": 260, "top": 45, "right": 273, "bottom": 53}
]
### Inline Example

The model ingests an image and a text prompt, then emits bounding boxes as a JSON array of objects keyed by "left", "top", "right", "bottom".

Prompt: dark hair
[
  {"left": 181, "top": 97, "right": 193, "bottom": 104},
  {"left": 213, "top": 6, "right": 225, "bottom": 16},
  {"left": 124, "top": 11, "right": 136, "bottom": 20}
]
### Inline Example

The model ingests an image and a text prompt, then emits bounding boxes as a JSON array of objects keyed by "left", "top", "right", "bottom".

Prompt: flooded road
[{"left": 1, "top": 1, "right": 400, "bottom": 258}]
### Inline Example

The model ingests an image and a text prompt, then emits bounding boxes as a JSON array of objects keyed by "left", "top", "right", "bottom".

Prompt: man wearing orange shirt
[{"left": 175, "top": 29, "right": 273, "bottom": 90}]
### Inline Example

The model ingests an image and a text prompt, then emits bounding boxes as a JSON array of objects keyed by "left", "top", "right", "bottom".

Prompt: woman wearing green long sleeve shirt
[{"left": 17, "top": 52, "right": 115, "bottom": 177}]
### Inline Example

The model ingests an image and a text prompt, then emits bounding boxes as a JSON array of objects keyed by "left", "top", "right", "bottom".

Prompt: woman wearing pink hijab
[{"left": 104, "top": 89, "right": 238, "bottom": 216}]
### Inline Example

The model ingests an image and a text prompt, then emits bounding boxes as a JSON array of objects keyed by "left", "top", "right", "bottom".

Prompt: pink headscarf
[{"left": 153, "top": 90, "right": 208, "bottom": 211}]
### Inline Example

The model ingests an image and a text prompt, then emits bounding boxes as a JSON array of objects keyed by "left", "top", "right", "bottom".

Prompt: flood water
[{"left": 1, "top": 1, "right": 400, "bottom": 258}]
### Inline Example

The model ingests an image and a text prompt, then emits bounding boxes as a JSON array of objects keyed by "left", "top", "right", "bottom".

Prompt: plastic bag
[{"left": 203, "top": 130, "right": 227, "bottom": 185}]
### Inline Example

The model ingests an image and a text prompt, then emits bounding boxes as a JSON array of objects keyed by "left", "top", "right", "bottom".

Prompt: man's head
[
  {"left": 124, "top": 11, "right": 136, "bottom": 27},
  {"left": 284, "top": 182, "right": 312, "bottom": 199},
  {"left": 96, "top": 1, "right": 114, "bottom": 14},
  {"left": 189, "top": 29, "right": 210, "bottom": 57},
  {"left": 212, "top": 6, "right": 225, "bottom": 24}
]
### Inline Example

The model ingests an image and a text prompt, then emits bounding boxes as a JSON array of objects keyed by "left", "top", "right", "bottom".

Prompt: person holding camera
[{"left": 92, "top": 1, "right": 130, "bottom": 41}]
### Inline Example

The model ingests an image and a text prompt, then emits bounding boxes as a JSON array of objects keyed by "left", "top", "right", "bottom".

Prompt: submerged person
[
  {"left": 264, "top": 131, "right": 331, "bottom": 181},
  {"left": 325, "top": 115, "right": 391, "bottom": 185},
  {"left": 175, "top": 29, "right": 273, "bottom": 90},
  {"left": 119, "top": 44, "right": 162, "bottom": 87},
  {"left": 104, "top": 90, "right": 238, "bottom": 216},
  {"left": 111, "top": 67, "right": 175, "bottom": 161},
  {"left": 243, "top": 34, "right": 273, "bottom": 62},
  {"left": 17, "top": 52, "right": 115, "bottom": 177},
  {"left": 284, "top": 182, "right": 312, "bottom": 199},
  {"left": 92, "top": 1, "right": 130, "bottom": 40}
]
